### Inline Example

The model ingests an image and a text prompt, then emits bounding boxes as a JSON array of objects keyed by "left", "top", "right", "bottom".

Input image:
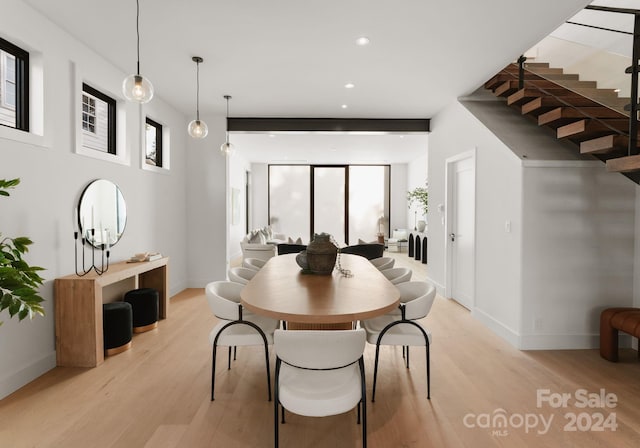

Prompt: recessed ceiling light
[
  {"left": 268, "top": 134, "right": 276, "bottom": 138},
  {"left": 356, "top": 36, "right": 370, "bottom": 46},
  {"left": 344, "top": 82, "right": 355, "bottom": 89},
  {"left": 341, "top": 104, "right": 348, "bottom": 109}
]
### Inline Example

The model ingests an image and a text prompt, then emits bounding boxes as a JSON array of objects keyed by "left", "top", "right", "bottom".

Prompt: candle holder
[{"left": 74, "top": 229, "right": 110, "bottom": 276}]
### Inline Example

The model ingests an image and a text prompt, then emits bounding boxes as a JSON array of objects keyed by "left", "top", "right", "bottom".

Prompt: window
[
  {"left": 0, "top": 37, "right": 29, "bottom": 131},
  {"left": 81, "top": 83, "right": 116, "bottom": 154},
  {"left": 145, "top": 117, "right": 163, "bottom": 167}
]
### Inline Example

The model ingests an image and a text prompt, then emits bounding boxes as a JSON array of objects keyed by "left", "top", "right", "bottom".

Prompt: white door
[{"left": 447, "top": 153, "right": 475, "bottom": 309}]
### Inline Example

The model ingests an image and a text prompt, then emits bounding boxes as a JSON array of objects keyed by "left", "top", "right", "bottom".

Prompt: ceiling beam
[{"left": 227, "top": 117, "right": 430, "bottom": 133}]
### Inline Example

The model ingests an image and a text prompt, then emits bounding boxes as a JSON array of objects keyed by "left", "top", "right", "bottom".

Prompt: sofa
[{"left": 240, "top": 227, "right": 287, "bottom": 261}]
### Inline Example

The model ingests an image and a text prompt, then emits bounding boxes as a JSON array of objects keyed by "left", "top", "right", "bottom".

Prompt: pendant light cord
[
  {"left": 136, "top": 0, "right": 141, "bottom": 75},
  {"left": 196, "top": 61, "right": 201, "bottom": 121},
  {"left": 225, "top": 96, "right": 229, "bottom": 142}
]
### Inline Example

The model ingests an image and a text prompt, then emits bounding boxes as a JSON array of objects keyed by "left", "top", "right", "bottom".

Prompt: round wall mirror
[{"left": 78, "top": 179, "right": 127, "bottom": 248}]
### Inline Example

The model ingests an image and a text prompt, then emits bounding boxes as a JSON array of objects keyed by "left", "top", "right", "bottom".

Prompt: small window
[
  {"left": 145, "top": 117, "right": 163, "bottom": 167},
  {"left": 0, "top": 37, "right": 29, "bottom": 131},
  {"left": 81, "top": 83, "right": 116, "bottom": 154}
]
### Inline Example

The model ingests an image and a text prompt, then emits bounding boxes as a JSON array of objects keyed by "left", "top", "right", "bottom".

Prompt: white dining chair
[
  {"left": 205, "top": 281, "right": 279, "bottom": 401},
  {"left": 361, "top": 281, "right": 436, "bottom": 401},
  {"left": 370, "top": 257, "right": 395, "bottom": 271},
  {"left": 228, "top": 266, "right": 256, "bottom": 285},
  {"left": 242, "top": 257, "right": 266, "bottom": 271},
  {"left": 380, "top": 267, "right": 412, "bottom": 284},
  {"left": 273, "top": 328, "right": 367, "bottom": 448}
]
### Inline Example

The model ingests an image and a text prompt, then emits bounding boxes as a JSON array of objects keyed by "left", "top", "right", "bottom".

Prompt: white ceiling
[{"left": 23, "top": 0, "right": 592, "bottom": 163}]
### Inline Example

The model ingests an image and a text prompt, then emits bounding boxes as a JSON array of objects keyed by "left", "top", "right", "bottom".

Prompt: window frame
[
  {"left": 81, "top": 82, "right": 116, "bottom": 155},
  {"left": 0, "top": 37, "right": 29, "bottom": 132},
  {"left": 145, "top": 116, "right": 163, "bottom": 167}
]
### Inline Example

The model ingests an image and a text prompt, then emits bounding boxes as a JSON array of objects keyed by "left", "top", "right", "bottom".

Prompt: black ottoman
[
  {"left": 103, "top": 302, "right": 133, "bottom": 356},
  {"left": 124, "top": 288, "right": 159, "bottom": 333}
]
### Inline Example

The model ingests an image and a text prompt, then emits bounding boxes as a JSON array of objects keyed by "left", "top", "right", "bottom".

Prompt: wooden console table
[{"left": 54, "top": 257, "right": 169, "bottom": 367}]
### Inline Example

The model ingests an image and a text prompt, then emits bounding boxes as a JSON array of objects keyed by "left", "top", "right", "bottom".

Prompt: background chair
[
  {"left": 380, "top": 267, "right": 412, "bottom": 284},
  {"left": 228, "top": 266, "right": 256, "bottom": 285},
  {"left": 370, "top": 257, "right": 395, "bottom": 271},
  {"left": 205, "top": 281, "right": 279, "bottom": 401},
  {"left": 340, "top": 243, "right": 384, "bottom": 260},
  {"left": 276, "top": 243, "right": 307, "bottom": 255},
  {"left": 243, "top": 257, "right": 266, "bottom": 271},
  {"left": 361, "top": 281, "right": 436, "bottom": 401},
  {"left": 273, "top": 328, "right": 368, "bottom": 448}
]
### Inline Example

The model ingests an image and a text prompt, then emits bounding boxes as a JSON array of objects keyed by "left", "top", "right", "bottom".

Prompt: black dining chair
[
  {"left": 277, "top": 243, "right": 307, "bottom": 255},
  {"left": 340, "top": 244, "right": 384, "bottom": 260}
]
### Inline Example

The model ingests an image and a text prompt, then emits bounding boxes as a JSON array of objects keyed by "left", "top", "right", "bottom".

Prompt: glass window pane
[
  {"left": 348, "top": 166, "right": 388, "bottom": 244},
  {"left": 145, "top": 122, "right": 157, "bottom": 166},
  {"left": 269, "top": 165, "right": 310, "bottom": 242},
  {"left": 314, "top": 167, "right": 346, "bottom": 245}
]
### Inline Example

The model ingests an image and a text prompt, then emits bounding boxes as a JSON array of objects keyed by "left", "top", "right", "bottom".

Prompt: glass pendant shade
[
  {"left": 122, "top": 74, "right": 154, "bottom": 103},
  {"left": 220, "top": 141, "right": 235, "bottom": 156},
  {"left": 188, "top": 119, "right": 208, "bottom": 139}
]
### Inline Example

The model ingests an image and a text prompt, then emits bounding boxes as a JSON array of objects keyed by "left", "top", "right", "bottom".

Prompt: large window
[
  {"left": 0, "top": 37, "right": 29, "bottom": 131},
  {"left": 81, "top": 83, "right": 116, "bottom": 154},
  {"left": 145, "top": 117, "right": 163, "bottom": 167},
  {"left": 269, "top": 164, "right": 389, "bottom": 245}
]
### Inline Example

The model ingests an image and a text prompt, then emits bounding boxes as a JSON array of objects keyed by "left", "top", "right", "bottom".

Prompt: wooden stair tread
[
  {"left": 521, "top": 96, "right": 622, "bottom": 116},
  {"left": 581, "top": 135, "right": 629, "bottom": 155},
  {"left": 557, "top": 119, "right": 630, "bottom": 141},
  {"left": 606, "top": 155, "right": 640, "bottom": 173},
  {"left": 538, "top": 107, "right": 585, "bottom": 126}
]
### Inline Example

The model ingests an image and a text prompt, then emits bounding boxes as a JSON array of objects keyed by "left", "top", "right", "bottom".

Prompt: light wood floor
[{"left": 2, "top": 252, "right": 640, "bottom": 447}]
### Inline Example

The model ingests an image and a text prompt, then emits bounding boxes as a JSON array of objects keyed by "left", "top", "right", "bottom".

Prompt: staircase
[{"left": 484, "top": 62, "right": 640, "bottom": 184}]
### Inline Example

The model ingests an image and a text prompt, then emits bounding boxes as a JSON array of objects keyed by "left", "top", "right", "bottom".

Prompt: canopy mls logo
[{"left": 463, "top": 388, "right": 618, "bottom": 437}]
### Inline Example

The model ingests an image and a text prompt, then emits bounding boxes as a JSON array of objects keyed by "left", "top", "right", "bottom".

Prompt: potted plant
[
  {"left": 0, "top": 178, "right": 45, "bottom": 325},
  {"left": 407, "top": 183, "right": 428, "bottom": 232}
]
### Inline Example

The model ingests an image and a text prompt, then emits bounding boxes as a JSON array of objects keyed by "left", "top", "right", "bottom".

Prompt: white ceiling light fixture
[
  {"left": 355, "top": 36, "right": 370, "bottom": 46},
  {"left": 122, "top": 0, "right": 154, "bottom": 103},
  {"left": 220, "top": 95, "right": 235, "bottom": 156},
  {"left": 341, "top": 104, "right": 348, "bottom": 109},
  {"left": 187, "top": 56, "right": 208, "bottom": 139},
  {"left": 345, "top": 82, "right": 355, "bottom": 89}
]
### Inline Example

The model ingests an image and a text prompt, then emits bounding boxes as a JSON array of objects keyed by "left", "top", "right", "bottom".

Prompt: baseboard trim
[
  {"left": 0, "top": 351, "right": 56, "bottom": 400},
  {"left": 472, "top": 307, "right": 520, "bottom": 347},
  {"left": 518, "top": 333, "right": 630, "bottom": 350}
]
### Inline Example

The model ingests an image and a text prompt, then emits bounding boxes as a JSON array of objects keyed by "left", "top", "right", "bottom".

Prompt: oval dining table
[{"left": 240, "top": 253, "right": 400, "bottom": 330}]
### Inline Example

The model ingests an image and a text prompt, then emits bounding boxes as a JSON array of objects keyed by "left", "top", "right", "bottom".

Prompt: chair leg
[
  {"left": 234, "top": 346, "right": 237, "bottom": 361},
  {"left": 426, "top": 343, "right": 431, "bottom": 399},
  {"left": 274, "top": 402, "right": 279, "bottom": 448},
  {"left": 372, "top": 342, "right": 382, "bottom": 402},
  {"left": 357, "top": 401, "right": 361, "bottom": 424},
  {"left": 406, "top": 346, "right": 410, "bottom": 369},
  {"left": 264, "top": 341, "right": 272, "bottom": 401},
  {"left": 228, "top": 346, "right": 232, "bottom": 370},
  {"left": 211, "top": 345, "right": 218, "bottom": 401},
  {"left": 281, "top": 406, "right": 286, "bottom": 423}
]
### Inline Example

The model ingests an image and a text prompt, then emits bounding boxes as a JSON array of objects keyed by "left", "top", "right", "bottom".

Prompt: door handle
[{"left": 450, "top": 233, "right": 455, "bottom": 242}]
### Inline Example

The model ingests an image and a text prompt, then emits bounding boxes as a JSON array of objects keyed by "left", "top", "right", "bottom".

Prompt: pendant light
[
  {"left": 122, "top": 0, "right": 154, "bottom": 103},
  {"left": 220, "top": 95, "right": 235, "bottom": 156},
  {"left": 187, "top": 56, "right": 208, "bottom": 139}
]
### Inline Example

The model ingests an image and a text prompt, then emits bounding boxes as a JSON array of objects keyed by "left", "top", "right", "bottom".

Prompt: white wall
[
  {"left": 0, "top": 0, "right": 189, "bottom": 399},
  {"left": 429, "top": 95, "right": 637, "bottom": 350},
  {"left": 406, "top": 153, "right": 428, "bottom": 231},
  {"left": 228, "top": 153, "right": 251, "bottom": 261},
  {"left": 428, "top": 99, "right": 523, "bottom": 342},
  {"left": 251, "top": 163, "right": 269, "bottom": 230},
  {"left": 186, "top": 113, "right": 228, "bottom": 287},
  {"left": 520, "top": 163, "right": 636, "bottom": 349},
  {"left": 390, "top": 164, "right": 409, "bottom": 233}
]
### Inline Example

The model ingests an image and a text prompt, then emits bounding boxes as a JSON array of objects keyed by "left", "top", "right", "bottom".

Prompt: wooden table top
[{"left": 241, "top": 253, "right": 400, "bottom": 324}]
